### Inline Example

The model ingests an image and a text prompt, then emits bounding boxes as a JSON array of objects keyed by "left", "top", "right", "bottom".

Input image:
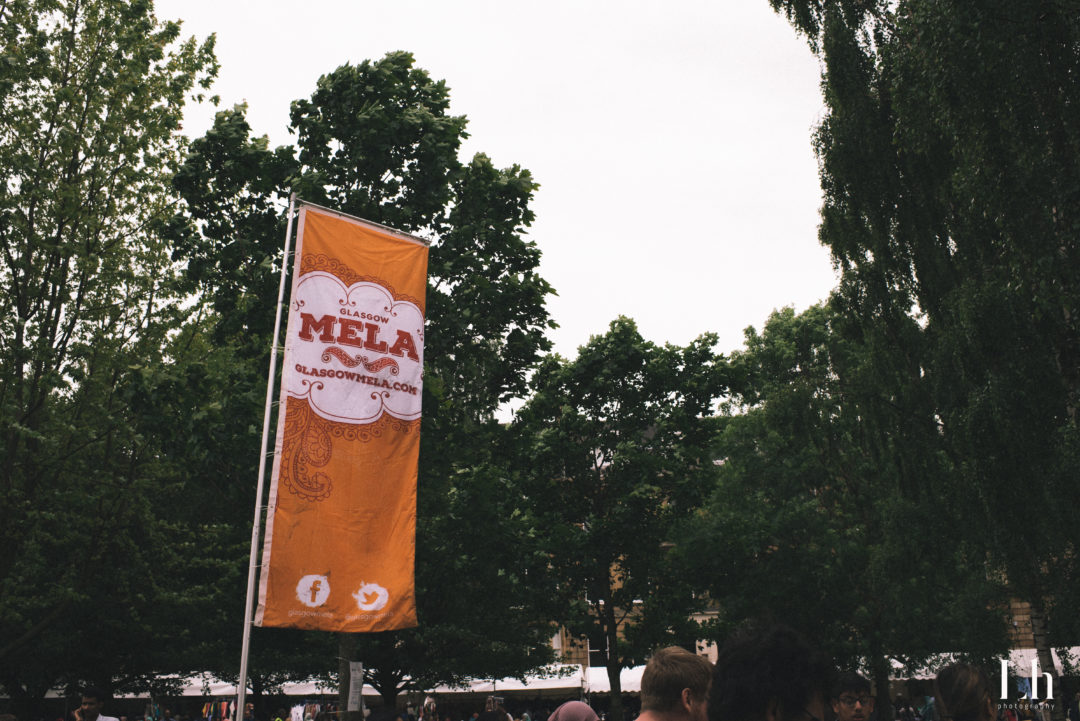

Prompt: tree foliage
[
  {"left": 768, "top": 0, "right": 1080, "bottom": 697},
  {"left": 0, "top": 0, "right": 216, "bottom": 701},
  {"left": 515, "top": 317, "right": 724, "bottom": 721},
  {"left": 682, "top": 304, "right": 1007, "bottom": 703},
  {"left": 166, "top": 51, "right": 560, "bottom": 702}
]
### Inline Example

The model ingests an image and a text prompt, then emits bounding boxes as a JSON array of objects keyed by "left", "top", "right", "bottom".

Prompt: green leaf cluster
[
  {"left": 683, "top": 304, "right": 1006, "bottom": 701},
  {"left": 515, "top": 317, "right": 726, "bottom": 721},
  {"left": 0, "top": 0, "right": 218, "bottom": 703},
  {"left": 760, "top": 0, "right": 1080, "bottom": 702},
  {"left": 162, "top": 50, "right": 560, "bottom": 704}
]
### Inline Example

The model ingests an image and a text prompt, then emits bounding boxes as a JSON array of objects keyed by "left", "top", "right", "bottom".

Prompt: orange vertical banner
[{"left": 255, "top": 203, "right": 427, "bottom": 632}]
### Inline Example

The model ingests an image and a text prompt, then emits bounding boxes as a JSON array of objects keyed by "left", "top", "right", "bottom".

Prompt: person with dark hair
[
  {"left": 707, "top": 623, "right": 833, "bottom": 721},
  {"left": 479, "top": 698, "right": 510, "bottom": 721},
  {"left": 638, "top": 646, "right": 713, "bottom": 721},
  {"left": 832, "top": 673, "right": 875, "bottom": 721},
  {"left": 75, "top": 688, "right": 118, "bottom": 721},
  {"left": 934, "top": 664, "right": 994, "bottom": 721}
]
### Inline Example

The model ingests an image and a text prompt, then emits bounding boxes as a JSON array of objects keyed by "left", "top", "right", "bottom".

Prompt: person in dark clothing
[
  {"left": 1066, "top": 693, "right": 1080, "bottom": 721},
  {"left": 708, "top": 623, "right": 833, "bottom": 721},
  {"left": 478, "top": 699, "right": 509, "bottom": 721}
]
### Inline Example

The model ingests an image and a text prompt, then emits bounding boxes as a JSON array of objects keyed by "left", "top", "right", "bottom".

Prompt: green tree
[
  {"left": 682, "top": 304, "right": 1007, "bottom": 704},
  {"left": 123, "top": 312, "right": 338, "bottom": 702},
  {"left": 767, "top": 0, "right": 1080, "bottom": 693},
  {"left": 0, "top": 0, "right": 216, "bottom": 702},
  {"left": 514, "top": 317, "right": 724, "bottom": 721},
  {"left": 161, "top": 106, "right": 339, "bottom": 699},
  {"left": 166, "top": 51, "right": 560, "bottom": 704}
]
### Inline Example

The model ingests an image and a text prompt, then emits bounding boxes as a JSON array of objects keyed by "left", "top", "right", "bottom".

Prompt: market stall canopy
[
  {"left": 433, "top": 665, "right": 587, "bottom": 698},
  {"left": 584, "top": 667, "right": 644, "bottom": 695}
]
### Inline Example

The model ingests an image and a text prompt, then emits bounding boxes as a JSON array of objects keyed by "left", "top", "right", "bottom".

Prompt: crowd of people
[
  {"left": 359, "top": 623, "right": 1068, "bottom": 721},
  {"left": 5, "top": 624, "right": 1070, "bottom": 721}
]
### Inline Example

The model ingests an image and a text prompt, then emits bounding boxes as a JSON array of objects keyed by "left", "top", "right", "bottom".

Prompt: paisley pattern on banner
[{"left": 280, "top": 402, "right": 420, "bottom": 502}]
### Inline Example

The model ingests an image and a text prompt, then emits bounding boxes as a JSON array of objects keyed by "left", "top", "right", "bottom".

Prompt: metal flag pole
[{"left": 236, "top": 192, "right": 298, "bottom": 719}]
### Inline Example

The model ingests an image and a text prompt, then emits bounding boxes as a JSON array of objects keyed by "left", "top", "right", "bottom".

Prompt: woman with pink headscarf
[{"left": 548, "top": 703, "right": 599, "bottom": 721}]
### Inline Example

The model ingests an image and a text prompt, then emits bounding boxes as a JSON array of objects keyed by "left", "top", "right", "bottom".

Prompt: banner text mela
[{"left": 298, "top": 312, "right": 420, "bottom": 362}]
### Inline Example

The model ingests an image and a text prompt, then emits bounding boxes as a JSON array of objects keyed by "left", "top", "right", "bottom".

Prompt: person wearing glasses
[
  {"left": 708, "top": 624, "right": 833, "bottom": 721},
  {"left": 832, "top": 673, "right": 875, "bottom": 721}
]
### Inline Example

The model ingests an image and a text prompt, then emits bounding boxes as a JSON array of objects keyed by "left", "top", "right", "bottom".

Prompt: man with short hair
[
  {"left": 832, "top": 673, "right": 874, "bottom": 721},
  {"left": 638, "top": 646, "right": 713, "bottom": 721},
  {"left": 707, "top": 624, "right": 833, "bottom": 721},
  {"left": 74, "top": 687, "right": 119, "bottom": 721}
]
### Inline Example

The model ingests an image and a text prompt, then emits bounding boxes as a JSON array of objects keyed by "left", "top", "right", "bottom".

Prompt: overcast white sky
[{"left": 155, "top": 0, "right": 837, "bottom": 360}]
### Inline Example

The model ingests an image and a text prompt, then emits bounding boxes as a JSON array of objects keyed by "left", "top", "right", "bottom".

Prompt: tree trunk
[
  {"left": 251, "top": 676, "right": 265, "bottom": 721},
  {"left": 339, "top": 634, "right": 361, "bottom": 721},
  {"left": 1029, "top": 599, "right": 1064, "bottom": 721},
  {"left": 603, "top": 603, "right": 623, "bottom": 721},
  {"left": 379, "top": 685, "right": 399, "bottom": 711},
  {"left": 606, "top": 663, "right": 624, "bottom": 721},
  {"left": 370, "top": 666, "right": 402, "bottom": 710},
  {"left": 871, "top": 652, "right": 893, "bottom": 721}
]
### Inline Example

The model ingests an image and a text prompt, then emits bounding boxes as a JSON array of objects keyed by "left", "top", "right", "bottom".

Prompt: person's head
[
  {"left": 641, "top": 646, "right": 713, "bottom": 721},
  {"left": 708, "top": 623, "right": 833, "bottom": 721},
  {"left": 80, "top": 688, "right": 108, "bottom": 721},
  {"left": 832, "top": 673, "right": 874, "bottom": 721},
  {"left": 548, "top": 702, "right": 598, "bottom": 721},
  {"left": 935, "top": 664, "right": 994, "bottom": 721}
]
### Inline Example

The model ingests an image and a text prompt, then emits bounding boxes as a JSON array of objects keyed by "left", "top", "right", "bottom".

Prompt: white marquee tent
[{"left": 131, "top": 665, "right": 643, "bottom": 699}]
